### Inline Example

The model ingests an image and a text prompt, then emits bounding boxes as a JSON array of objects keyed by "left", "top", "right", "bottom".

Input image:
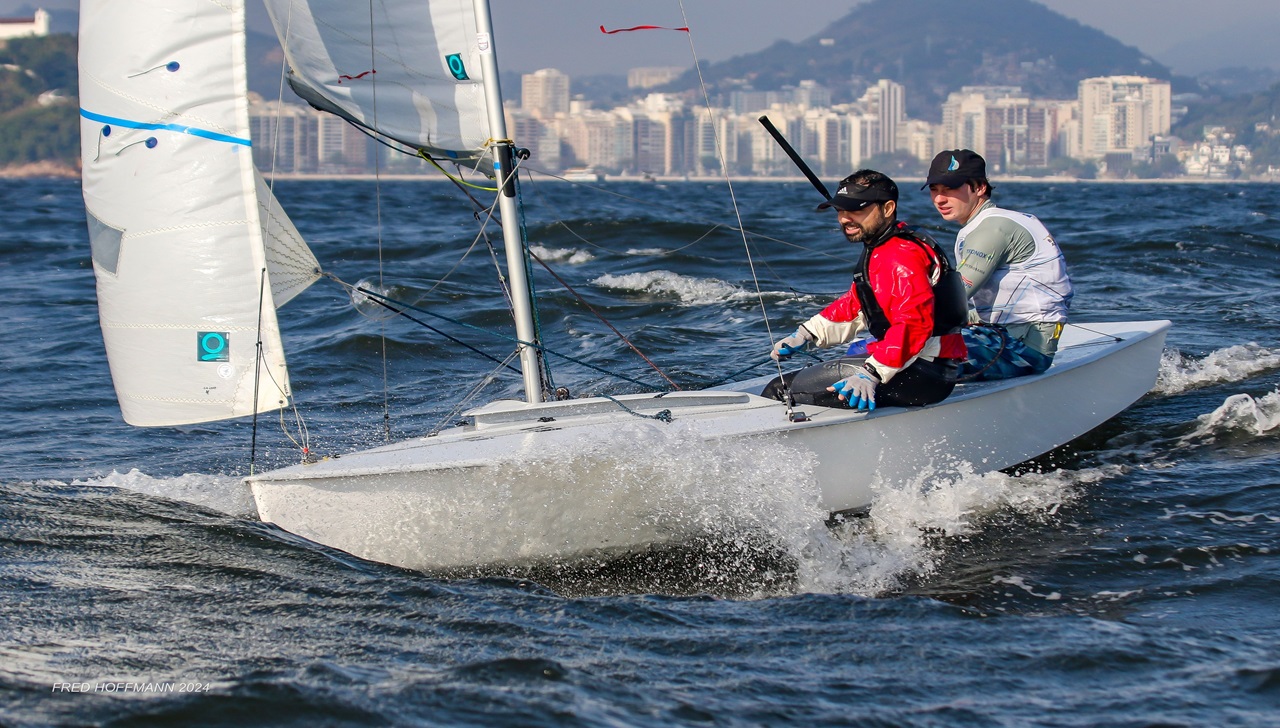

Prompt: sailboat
[{"left": 79, "top": 0, "right": 1170, "bottom": 572}]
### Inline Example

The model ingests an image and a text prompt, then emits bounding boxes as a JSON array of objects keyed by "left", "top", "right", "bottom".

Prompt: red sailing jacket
[{"left": 818, "top": 226, "right": 968, "bottom": 370}]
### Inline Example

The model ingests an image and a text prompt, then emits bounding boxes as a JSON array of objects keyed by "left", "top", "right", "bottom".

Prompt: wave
[
  {"left": 32, "top": 447, "right": 1123, "bottom": 602},
  {"left": 1178, "top": 388, "right": 1280, "bottom": 445},
  {"left": 591, "top": 270, "right": 793, "bottom": 306},
  {"left": 799, "top": 463, "right": 1119, "bottom": 597},
  {"left": 63, "top": 469, "right": 255, "bottom": 518},
  {"left": 529, "top": 244, "right": 595, "bottom": 264},
  {"left": 1154, "top": 344, "right": 1280, "bottom": 395},
  {"left": 592, "top": 270, "right": 745, "bottom": 305}
]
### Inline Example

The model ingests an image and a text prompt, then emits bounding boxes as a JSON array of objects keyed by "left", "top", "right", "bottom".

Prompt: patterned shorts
[{"left": 959, "top": 325, "right": 1054, "bottom": 381}]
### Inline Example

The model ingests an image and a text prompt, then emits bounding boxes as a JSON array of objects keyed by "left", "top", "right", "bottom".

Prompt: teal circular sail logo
[
  {"left": 198, "top": 331, "right": 230, "bottom": 362},
  {"left": 446, "top": 53, "right": 469, "bottom": 81}
]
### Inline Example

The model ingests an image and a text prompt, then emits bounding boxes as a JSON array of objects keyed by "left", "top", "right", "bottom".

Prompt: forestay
[
  {"left": 78, "top": 0, "right": 320, "bottom": 427},
  {"left": 262, "top": 0, "right": 495, "bottom": 166}
]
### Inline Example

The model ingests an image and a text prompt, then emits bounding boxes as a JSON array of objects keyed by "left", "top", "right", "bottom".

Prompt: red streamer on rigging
[
  {"left": 599, "top": 24, "right": 689, "bottom": 34},
  {"left": 338, "top": 69, "right": 376, "bottom": 83}
]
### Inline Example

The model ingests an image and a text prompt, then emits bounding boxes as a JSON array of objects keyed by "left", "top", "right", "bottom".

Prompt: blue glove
[
  {"left": 771, "top": 329, "right": 812, "bottom": 361},
  {"left": 830, "top": 369, "right": 878, "bottom": 411}
]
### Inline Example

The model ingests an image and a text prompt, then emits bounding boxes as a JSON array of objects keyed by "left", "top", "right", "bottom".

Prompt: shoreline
[{"left": 2, "top": 163, "right": 1273, "bottom": 184}]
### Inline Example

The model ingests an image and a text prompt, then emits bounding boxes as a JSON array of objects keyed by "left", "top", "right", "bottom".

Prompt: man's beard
[{"left": 845, "top": 220, "right": 887, "bottom": 244}]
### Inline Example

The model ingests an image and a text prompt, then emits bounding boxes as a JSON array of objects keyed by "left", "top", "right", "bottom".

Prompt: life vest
[
  {"left": 956, "top": 206, "right": 1072, "bottom": 325},
  {"left": 853, "top": 223, "right": 968, "bottom": 340}
]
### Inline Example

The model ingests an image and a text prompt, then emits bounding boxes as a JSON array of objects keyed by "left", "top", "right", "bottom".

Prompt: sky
[
  {"left": 481, "top": 0, "right": 1280, "bottom": 76},
  {"left": 6, "top": 0, "right": 1280, "bottom": 76}
]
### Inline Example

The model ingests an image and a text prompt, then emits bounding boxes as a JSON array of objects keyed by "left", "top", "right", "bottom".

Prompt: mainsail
[
  {"left": 79, "top": 0, "right": 321, "bottom": 427},
  {"left": 262, "top": 0, "right": 495, "bottom": 166}
]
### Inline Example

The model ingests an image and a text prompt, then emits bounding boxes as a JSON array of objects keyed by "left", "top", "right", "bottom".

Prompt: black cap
[
  {"left": 817, "top": 173, "right": 898, "bottom": 211},
  {"left": 923, "top": 149, "right": 986, "bottom": 189}
]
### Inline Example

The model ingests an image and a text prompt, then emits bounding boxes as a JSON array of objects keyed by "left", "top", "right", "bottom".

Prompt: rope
[
  {"left": 1058, "top": 322, "right": 1122, "bottom": 345},
  {"left": 599, "top": 394, "right": 673, "bottom": 422},
  {"left": 418, "top": 148, "right": 499, "bottom": 191}
]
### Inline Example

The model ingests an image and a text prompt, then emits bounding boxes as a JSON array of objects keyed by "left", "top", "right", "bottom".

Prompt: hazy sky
[
  {"left": 6, "top": 0, "right": 1279, "bottom": 75},
  {"left": 483, "top": 0, "right": 1280, "bottom": 76}
]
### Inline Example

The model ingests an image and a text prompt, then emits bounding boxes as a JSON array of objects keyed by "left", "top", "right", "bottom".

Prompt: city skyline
[{"left": 251, "top": 73, "right": 1251, "bottom": 182}]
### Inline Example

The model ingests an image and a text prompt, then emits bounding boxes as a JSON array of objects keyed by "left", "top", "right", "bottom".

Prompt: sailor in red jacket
[{"left": 764, "top": 169, "right": 968, "bottom": 411}]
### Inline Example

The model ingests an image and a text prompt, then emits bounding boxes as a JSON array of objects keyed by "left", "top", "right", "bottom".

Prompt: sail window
[{"left": 86, "top": 210, "right": 123, "bottom": 274}]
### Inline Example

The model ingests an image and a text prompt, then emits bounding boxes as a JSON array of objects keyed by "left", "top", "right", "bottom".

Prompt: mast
[{"left": 472, "top": 0, "right": 544, "bottom": 403}]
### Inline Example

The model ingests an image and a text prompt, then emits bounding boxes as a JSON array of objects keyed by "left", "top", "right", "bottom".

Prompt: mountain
[{"left": 651, "top": 0, "right": 1184, "bottom": 120}]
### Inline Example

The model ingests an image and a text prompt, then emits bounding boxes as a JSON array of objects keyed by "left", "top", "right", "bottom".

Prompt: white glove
[
  {"left": 771, "top": 328, "right": 812, "bottom": 361},
  {"left": 829, "top": 367, "right": 879, "bottom": 411}
]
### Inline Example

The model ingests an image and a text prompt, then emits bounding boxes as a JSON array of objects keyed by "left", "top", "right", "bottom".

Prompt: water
[{"left": 3, "top": 177, "right": 1279, "bottom": 725}]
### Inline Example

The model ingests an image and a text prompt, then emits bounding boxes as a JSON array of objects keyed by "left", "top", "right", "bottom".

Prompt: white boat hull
[{"left": 248, "top": 321, "right": 1170, "bottom": 570}]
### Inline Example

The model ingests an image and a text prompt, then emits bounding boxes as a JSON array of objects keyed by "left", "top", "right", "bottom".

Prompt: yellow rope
[{"left": 417, "top": 148, "right": 499, "bottom": 191}]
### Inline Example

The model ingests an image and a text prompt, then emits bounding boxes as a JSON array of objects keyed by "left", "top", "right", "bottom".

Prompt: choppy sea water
[{"left": 2, "top": 176, "right": 1278, "bottom": 726}]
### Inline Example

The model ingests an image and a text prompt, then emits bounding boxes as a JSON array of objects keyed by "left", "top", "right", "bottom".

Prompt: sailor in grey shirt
[{"left": 923, "top": 149, "right": 1073, "bottom": 380}]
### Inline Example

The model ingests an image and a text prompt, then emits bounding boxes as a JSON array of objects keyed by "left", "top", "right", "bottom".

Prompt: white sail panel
[
  {"left": 256, "top": 171, "right": 321, "bottom": 308},
  {"left": 262, "top": 0, "right": 493, "bottom": 164},
  {"left": 79, "top": 0, "right": 315, "bottom": 427}
]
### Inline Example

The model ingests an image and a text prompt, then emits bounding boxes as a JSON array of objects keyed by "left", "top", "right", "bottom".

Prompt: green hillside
[
  {"left": 0, "top": 33, "right": 77, "bottom": 167},
  {"left": 1175, "top": 82, "right": 1280, "bottom": 169}
]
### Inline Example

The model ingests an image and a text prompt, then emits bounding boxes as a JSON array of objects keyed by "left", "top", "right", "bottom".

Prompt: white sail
[
  {"left": 262, "top": 0, "right": 494, "bottom": 165},
  {"left": 79, "top": 0, "right": 321, "bottom": 427}
]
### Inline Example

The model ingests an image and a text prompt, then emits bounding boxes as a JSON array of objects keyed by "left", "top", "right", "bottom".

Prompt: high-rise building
[
  {"left": 521, "top": 68, "right": 570, "bottom": 119},
  {"left": 249, "top": 99, "right": 319, "bottom": 173},
  {"left": 793, "top": 80, "right": 832, "bottom": 110},
  {"left": 508, "top": 112, "right": 561, "bottom": 169},
  {"left": 940, "top": 86, "right": 1023, "bottom": 157},
  {"left": 984, "top": 97, "right": 1059, "bottom": 171},
  {"left": 803, "top": 109, "right": 845, "bottom": 177},
  {"left": 1078, "top": 76, "right": 1172, "bottom": 159},
  {"left": 557, "top": 110, "right": 634, "bottom": 172},
  {"left": 860, "top": 80, "right": 905, "bottom": 154},
  {"left": 627, "top": 67, "right": 684, "bottom": 90},
  {"left": 847, "top": 113, "right": 879, "bottom": 169},
  {"left": 316, "top": 114, "right": 373, "bottom": 173}
]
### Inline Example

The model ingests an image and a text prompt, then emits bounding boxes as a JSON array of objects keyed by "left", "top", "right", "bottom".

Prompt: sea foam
[
  {"left": 1154, "top": 343, "right": 1280, "bottom": 395},
  {"left": 592, "top": 270, "right": 747, "bottom": 305},
  {"left": 70, "top": 469, "right": 255, "bottom": 518},
  {"left": 1179, "top": 387, "right": 1280, "bottom": 444},
  {"left": 529, "top": 244, "right": 594, "bottom": 264}
]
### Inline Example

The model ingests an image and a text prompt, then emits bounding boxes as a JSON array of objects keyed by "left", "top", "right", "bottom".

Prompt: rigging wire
[
  {"left": 249, "top": 268, "right": 267, "bottom": 475},
  {"left": 675, "top": 0, "right": 793, "bottom": 404},
  {"left": 331, "top": 273, "right": 522, "bottom": 374},
  {"left": 508, "top": 161, "right": 559, "bottom": 395},
  {"left": 517, "top": 164, "right": 855, "bottom": 272},
  {"left": 335, "top": 278, "right": 666, "bottom": 391},
  {"left": 258, "top": 1, "right": 313, "bottom": 463},
  {"left": 423, "top": 349, "right": 523, "bottom": 437},
  {"left": 526, "top": 247, "right": 680, "bottom": 390},
  {"left": 367, "top": 1, "right": 392, "bottom": 442}
]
